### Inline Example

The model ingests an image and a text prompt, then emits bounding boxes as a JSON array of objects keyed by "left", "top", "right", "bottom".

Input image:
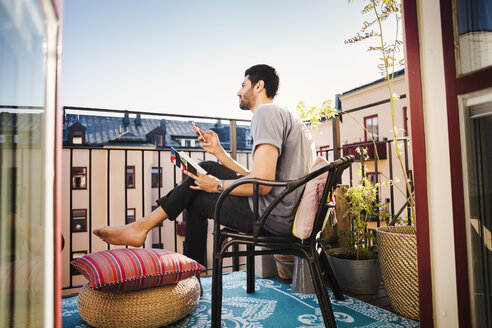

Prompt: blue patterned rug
[{"left": 62, "top": 271, "right": 419, "bottom": 327}]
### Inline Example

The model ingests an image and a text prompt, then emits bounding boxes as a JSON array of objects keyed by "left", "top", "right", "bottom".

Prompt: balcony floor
[{"left": 62, "top": 271, "right": 418, "bottom": 327}]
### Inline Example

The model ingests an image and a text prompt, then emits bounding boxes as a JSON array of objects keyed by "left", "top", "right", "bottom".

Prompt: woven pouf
[{"left": 77, "top": 276, "right": 200, "bottom": 328}]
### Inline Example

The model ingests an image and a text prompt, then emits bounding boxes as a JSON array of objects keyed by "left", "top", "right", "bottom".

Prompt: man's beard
[
  {"left": 239, "top": 93, "right": 254, "bottom": 110},
  {"left": 239, "top": 99, "right": 251, "bottom": 110}
]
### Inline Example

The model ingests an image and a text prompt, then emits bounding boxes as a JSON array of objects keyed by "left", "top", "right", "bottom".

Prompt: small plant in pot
[{"left": 327, "top": 147, "right": 388, "bottom": 294}]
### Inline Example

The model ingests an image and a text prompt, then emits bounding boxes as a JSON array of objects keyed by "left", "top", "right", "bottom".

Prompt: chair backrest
[
  {"left": 213, "top": 155, "right": 355, "bottom": 239},
  {"left": 293, "top": 156, "right": 333, "bottom": 240},
  {"left": 309, "top": 156, "right": 354, "bottom": 239},
  {"left": 251, "top": 155, "right": 355, "bottom": 238}
]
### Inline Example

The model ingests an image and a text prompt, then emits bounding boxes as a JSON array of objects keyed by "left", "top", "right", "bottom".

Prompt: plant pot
[
  {"left": 377, "top": 226, "right": 419, "bottom": 321},
  {"left": 273, "top": 254, "right": 295, "bottom": 283},
  {"left": 328, "top": 255, "right": 381, "bottom": 294}
]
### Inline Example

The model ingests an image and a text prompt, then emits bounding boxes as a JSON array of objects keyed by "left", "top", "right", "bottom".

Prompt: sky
[{"left": 62, "top": 0, "right": 402, "bottom": 120}]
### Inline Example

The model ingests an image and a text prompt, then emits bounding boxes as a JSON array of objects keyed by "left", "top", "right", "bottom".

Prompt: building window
[
  {"left": 364, "top": 115, "right": 379, "bottom": 141},
  {"left": 71, "top": 209, "right": 87, "bottom": 233},
  {"left": 178, "top": 139, "right": 195, "bottom": 147},
  {"left": 71, "top": 251, "right": 87, "bottom": 275},
  {"left": 366, "top": 172, "right": 380, "bottom": 186},
  {"left": 456, "top": 0, "right": 492, "bottom": 73},
  {"left": 403, "top": 106, "right": 409, "bottom": 137},
  {"left": 72, "top": 167, "right": 87, "bottom": 189},
  {"left": 154, "top": 134, "right": 164, "bottom": 146},
  {"left": 152, "top": 167, "right": 162, "bottom": 188},
  {"left": 72, "top": 131, "right": 83, "bottom": 144},
  {"left": 126, "top": 166, "right": 135, "bottom": 188},
  {"left": 126, "top": 208, "right": 136, "bottom": 224}
]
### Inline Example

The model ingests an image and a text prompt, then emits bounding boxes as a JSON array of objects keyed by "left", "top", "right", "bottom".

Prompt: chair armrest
[{"left": 213, "top": 177, "right": 295, "bottom": 237}]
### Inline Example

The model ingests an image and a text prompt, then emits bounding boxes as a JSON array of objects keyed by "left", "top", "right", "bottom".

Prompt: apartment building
[
  {"left": 61, "top": 112, "right": 253, "bottom": 291},
  {"left": 310, "top": 70, "right": 411, "bottom": 228}
]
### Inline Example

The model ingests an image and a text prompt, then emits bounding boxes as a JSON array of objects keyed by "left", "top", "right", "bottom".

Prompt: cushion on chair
[
  {"left": 77, "top": 276, "right": 201, "bottom": 328},
  {"left": 71, "top": 248, "right": 204, "bottom": 292},
  {"left": 292, "top": 156, "right": 331, "bottom": 240}
]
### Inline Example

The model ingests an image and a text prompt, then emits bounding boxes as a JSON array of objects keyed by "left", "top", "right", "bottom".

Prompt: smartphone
[{"left": 192, "top": 121, "right": 207, "bottom": 142}]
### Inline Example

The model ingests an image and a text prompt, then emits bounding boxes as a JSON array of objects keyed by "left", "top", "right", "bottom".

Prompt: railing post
[
  {"left": 106, "top": 149, "right": 111, "bottom": 250},
  {"left": 158, "top": 150, "right": 162, "bottom": 249},
  {"left": 141, "top": 150, "right": 146, "bottom": 248},
  {"left": 230, "top": 120, "right": 240, "bottom": 271},
  {"left": 404, "top": 138, "right": 411, "bottom": 225},
  {"left": 375, "top": 143, "right": 379, "bottom": 228},
  {"left": 89, "top": 149, "right": 92, "bottom": 254},
  {"left": 124, "top": 150, "right": 128, "bottom": 249},
  {"left": 230, "top": 120, "right": 237, "bottom": 160},
  {"left": 388, "top": 140, "right": 395, "bottom": 221},
  {"left": 332, "top": 116, "right": 341, "bottom": 162},
  {"left": 69, "top": 148, "right": 73, "bottom": 287}
]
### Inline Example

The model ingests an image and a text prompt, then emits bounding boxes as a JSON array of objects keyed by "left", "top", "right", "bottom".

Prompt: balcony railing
[
  {"left": 318, "top": 137, "right": 414, "bottom": 225},
  {"left": 342, "top": 139, "right": 388, "bottom": 160},
  {"left": 61, "top": 107, "right": 414, "bottom": 293}
]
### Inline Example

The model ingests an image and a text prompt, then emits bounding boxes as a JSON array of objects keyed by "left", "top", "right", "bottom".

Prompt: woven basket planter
[
  {"left": 377, "top": 226, "right": 419, "bottom": 321},
  {"left": 77, "top": 276, "right": 200, "bottom": 328}
]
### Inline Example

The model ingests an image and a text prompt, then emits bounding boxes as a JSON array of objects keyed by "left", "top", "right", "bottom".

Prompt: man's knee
[{"left": 198, "top": 160, "right": 222, "bottom": 171}]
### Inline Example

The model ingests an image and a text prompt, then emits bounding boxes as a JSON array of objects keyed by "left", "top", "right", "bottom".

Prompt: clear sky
[{"left": 62, "top": 0, "right": 401, "bottom": 120}]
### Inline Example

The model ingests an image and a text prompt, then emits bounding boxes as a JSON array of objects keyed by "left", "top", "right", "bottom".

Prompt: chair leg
[
  {"left": 319, "top": 249, "right": 344, "bottom": 301},
  {"left": 246, "top": 244, "right": 255, "bottom": 293},
  {"left": 307, "top": 255, "right": 338, "bottom": 328},
  {"left": 211, "top": 254, "right": 224, "bottom": 328}
]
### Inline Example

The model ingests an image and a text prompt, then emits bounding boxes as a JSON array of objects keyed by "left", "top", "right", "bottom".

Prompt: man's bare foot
[{"left": 93, "top": 222, "right": 148, "bottom": 247}]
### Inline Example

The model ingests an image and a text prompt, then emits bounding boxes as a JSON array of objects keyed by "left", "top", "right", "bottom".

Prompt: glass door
[
  {"left": 463, "top": 97, "right": 492, "bottom": 327},
  {"left": 0, "top": 0, "right": 59, "bottom": 326}
]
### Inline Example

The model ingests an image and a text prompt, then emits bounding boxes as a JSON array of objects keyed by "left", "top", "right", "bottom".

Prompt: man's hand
[
  {"left": 184, "top": 170, "right": 221, "bottom": 193},
  {"left": 193, "top": 127, "right": 224, "bottom": 157}
]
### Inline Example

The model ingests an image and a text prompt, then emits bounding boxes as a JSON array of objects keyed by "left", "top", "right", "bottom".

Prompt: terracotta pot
[{"left": 273, "top": 254, "right": 295, "bottom": 282}]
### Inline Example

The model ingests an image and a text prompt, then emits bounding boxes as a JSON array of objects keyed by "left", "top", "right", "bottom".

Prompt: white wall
[
  {"left": 417, "top": 0, "right": 459, "bottom": 326},
  {"left": 62, "top": 148, "right": 252, "bottom": 293},
  {"left": 333, "top": 76, "right": 412, "bottom": 223}
]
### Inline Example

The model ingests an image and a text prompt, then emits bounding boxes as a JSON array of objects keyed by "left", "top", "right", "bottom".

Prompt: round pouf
[{"left": 77, "top": 276, "right": 201, "bottom": 328}]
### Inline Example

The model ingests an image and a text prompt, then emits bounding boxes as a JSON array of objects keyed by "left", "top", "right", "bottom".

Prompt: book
[{"left": 170, "top": 147, "right": 207, "bottom": 175}]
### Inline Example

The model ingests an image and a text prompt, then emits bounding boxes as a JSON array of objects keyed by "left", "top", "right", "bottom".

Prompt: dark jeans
[{"left": 156, "top": 161, "right": 255, "bottom": 266}]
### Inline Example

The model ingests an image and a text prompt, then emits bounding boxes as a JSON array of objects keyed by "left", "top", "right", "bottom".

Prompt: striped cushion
[{"left": 71, "top": 248, "right": 205, "bottom": 292}]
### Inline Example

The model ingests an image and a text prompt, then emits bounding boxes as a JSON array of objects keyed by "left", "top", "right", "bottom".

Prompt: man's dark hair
[{"left": 244, "top": 64, "right": 279, "bottom": 99}]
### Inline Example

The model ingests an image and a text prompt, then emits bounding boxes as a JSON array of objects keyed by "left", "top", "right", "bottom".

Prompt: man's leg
[
  {"left": 183, "top": 184, "right": 255, "bottom": 265},
  {"left": 93, "top": 161, "right": 243, "bottom": 247},
  {"left": 183, "top": 210, "right": 208, "bottom": 265},
  {"left": 93, "top": 206, "right": 168, "bottom": 247}
]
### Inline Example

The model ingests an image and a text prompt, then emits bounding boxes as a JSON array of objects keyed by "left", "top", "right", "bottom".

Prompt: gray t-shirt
[{"left": 249, "top": 103, "right": 315, "bottom": 235}]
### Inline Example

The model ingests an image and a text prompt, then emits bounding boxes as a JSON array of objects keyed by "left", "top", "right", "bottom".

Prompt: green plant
[
  {"left": 296, "top": 100, "right": 338, "bottom": 133},
  {"left": 297, "top": 0, "right": 415, "bottom": 224},
  {"left": 342, "top": 147, "right": 388, "bottom": 260},
  {"left": 347, "top": 0, "right": 414, "bottom": 220}
]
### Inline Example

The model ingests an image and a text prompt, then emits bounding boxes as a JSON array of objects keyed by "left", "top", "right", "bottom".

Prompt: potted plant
[
  {"left": 345, "top": 0, "right": 419, "bottom": 319},
  {"left": 325, "top": 147, "right": 387, "bottom": 294},
  {"left": 297, "top": 1, "right": 418, "bottom": 317}
]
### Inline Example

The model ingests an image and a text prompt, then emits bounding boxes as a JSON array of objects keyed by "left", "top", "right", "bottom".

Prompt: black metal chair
[{"left": 211, "top": 155, "right": 355, "bottom": 328}]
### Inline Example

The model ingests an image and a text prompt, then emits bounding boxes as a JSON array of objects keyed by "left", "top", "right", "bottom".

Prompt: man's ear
[{"left": 255, "top": 80, "right": 265, "bottom": 92}]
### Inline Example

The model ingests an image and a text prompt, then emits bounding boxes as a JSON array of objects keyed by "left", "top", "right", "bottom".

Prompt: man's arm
[
  {"left": 186, "top": 143, "right": 278, "bottom": 196},
  {"left": 196, "top": 128, "right": 250, "bottom": 176}
]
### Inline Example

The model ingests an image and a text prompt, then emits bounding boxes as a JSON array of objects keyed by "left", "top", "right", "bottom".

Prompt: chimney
[
  {"left": 160, "top": 119, "right": 167, "bottom": 135},
  {"left": 123, "top": 111, "right": 130, "bottom": 126},
  {"left": 135, "top": 113, "right": 142, "bottom": 126}
]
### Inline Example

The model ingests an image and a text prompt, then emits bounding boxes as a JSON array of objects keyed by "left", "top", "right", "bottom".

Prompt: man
[{"left": 93, "top": 64, "right": 315, "bottom": 265}]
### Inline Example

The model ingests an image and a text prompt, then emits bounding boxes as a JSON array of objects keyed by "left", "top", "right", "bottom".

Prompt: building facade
[{"left": 61, "top": 112, "right": 253, "bottom": 291}]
